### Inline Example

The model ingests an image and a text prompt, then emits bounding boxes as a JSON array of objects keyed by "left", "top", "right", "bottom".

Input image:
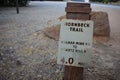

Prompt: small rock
[
  {"left": 0, "top": 53, "right": 2, "bottom": 60},
  {"left": 9, "top": 47, "right": 13, "bottom": 49},
  {"left": 0, "top": 76, "right": 6, "bottom": 80},
  {"left": 90, "top": 11, "right": 110, "bottom": 37},
  {"left": 40, "top": 70, "right": 43, "bottom": 73},
  {"left": 44, "top": 25, "right": 60, "bottom": 41},
  {"left": 33, "top": 33, "right": 38, "bottom": 36},
  {"left": 37, "top": 75, "right": 42, "bottom": 78},
  {"left": 16, "top": 60, "right": 22, "bottom": 66},
  {"left": 55, "top": 69, "right": 60, "bottom": 73},
  {"left": 109, "top": 44, "right": 112, "bottom": 46}
]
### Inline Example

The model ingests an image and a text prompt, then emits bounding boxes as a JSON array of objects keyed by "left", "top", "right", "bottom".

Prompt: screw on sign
[{"left": 65, "top": 2, "right": 91, "bottom": 80}]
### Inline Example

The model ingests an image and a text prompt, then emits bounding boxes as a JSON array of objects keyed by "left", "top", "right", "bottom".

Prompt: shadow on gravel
[{"left": 0, "top": 75, "right": 6, "bottom": 80}]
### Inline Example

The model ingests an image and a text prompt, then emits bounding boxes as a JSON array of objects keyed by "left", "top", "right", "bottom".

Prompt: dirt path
[{"left": 0, "top": 1, "right": 120, "bottom": 80}]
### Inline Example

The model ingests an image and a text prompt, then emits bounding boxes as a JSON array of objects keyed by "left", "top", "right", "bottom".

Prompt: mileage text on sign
[{"left": 57, "top": 19, "right": 93, "bottom": 67}]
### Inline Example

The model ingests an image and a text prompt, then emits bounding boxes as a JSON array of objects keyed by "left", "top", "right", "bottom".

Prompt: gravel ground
[{"left": 0, "top": 1, "right": 120, "bottom": 80}]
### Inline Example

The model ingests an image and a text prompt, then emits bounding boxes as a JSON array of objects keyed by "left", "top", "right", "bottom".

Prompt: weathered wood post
[
  {"left": 16, "top": 0, "right": 19, "bottom": 14},
  {"left": 64, "top": 2, "right": 91, "bottom": 80}
]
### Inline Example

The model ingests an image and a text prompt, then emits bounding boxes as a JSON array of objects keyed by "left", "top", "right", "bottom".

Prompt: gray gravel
[{"left": 0, "top": 1, "right": 120, "bottom": 80}]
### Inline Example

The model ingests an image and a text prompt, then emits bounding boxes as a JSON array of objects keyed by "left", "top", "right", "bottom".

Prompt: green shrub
[
  {"left": 0, "top": 0, "right": 29, "bottom": 7},
  {"left": 90, "top": 0, "right": 119, "bottom": 2},
  {"left": 102, "top": 0, "right": 110, "bottom": 3},
  {"left": 110, "top": 0, "right": 119, "bottom": 2}
]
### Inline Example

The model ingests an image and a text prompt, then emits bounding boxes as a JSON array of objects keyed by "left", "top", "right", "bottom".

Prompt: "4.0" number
[{"left": 68, "top": 58, "right": 74, "bottom": 64}]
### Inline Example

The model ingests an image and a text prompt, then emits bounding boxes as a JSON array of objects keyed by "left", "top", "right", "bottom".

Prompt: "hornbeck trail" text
[
  {"left": 66, "top": 22, "right": 90, "bottom": 32},
  {"left": 66, "top": 22, "right": 90, "bottom": 27}
]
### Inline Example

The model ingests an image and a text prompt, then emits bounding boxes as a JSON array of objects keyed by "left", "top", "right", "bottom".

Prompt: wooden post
[
  {"left": 16, "top": 0, "right": 19, "bottom": 14},
  {"left": 64, "top": 2, "right": 91, "bottom": 80}
]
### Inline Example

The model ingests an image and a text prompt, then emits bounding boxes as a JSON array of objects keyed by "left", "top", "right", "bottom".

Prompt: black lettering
[
  {"left": 75, "top": 23, "right": 77, "bottom": 26},
  {"left": 78, "top": 23, "right": 80, "bottom": 27},
  {"left": 84, "top": 23, "right": 89, "bottom": 27},
  {"left": 81, "top": 28, "right": 83, "bottom": 32},
  {"left": 67, "top": 22, "right": 71, "bottom": 26},
  {"left": 69, "top": 41, "right": 71, "bottom": 44},
  {"left": 72, "top": 49, "right": 74, "bottom": 52},
  {"left": 75, "top": 50, "right": 78, "bottom": 53},
  {"left": 72, "top": 23, "right": 74, "bottom": 26},
  {"left": 84, "top": 50, "right": 86, "bottom": 53},
  {"left": 69, "top": 27, "right": 84, "bottom": 32},
  {"left": 68, "top": 58, "right": 74, "bottom": 64},
  {"left": 76, "top": 42, "right": 78, "bottom": 45},
  {"left": 65, "top": 49, "right": 67, "bottom": 51},
  {"left": 66, "top": 22, "right": 89, "bottom": 28},
  {"left": 73, "top": 42, "right": 75, "bottom": 44},
  {"left": 81, "top": 23, "right": 84, "bottom": 27},
  {"left": 73, "top": 45, "right": 77, "bottom": 49},
  {"left": 76, "top": 28, "right": 78, "bottom": 31},
  {"left": 81, "top": 42, "right": 84, "bottom": 45},
  {"left": 70, "top": 27, "right": 72, "bottom": 31},
  {"left": 73, "top": 28, "right": 75, "bottom": 31}
]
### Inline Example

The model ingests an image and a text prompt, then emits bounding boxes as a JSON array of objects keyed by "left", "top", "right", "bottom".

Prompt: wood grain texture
[{"left": 64, "top": 2, "right": 91, "bottom": 80}]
